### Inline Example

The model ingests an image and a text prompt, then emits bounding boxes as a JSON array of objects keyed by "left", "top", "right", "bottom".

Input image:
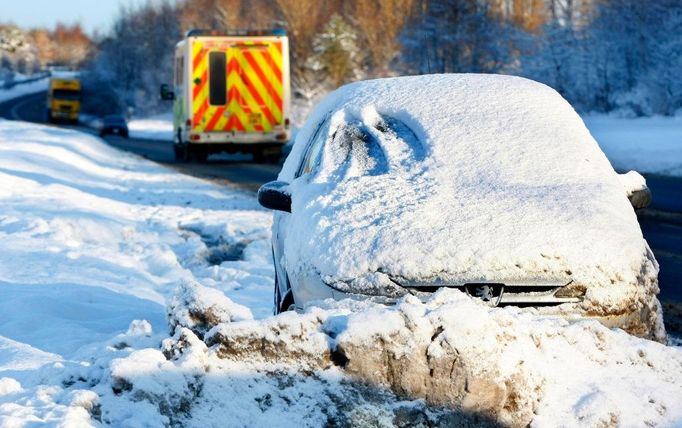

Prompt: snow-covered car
[
  {"left": 258, "top": 74, "right": 664, "bottom": 341},
  {"left": 99, "top": 115, "right": 129, "bottom": 138}
]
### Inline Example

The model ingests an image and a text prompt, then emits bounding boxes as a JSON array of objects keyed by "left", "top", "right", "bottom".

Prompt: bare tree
[
  {"left": 353, "top": 0, "right": 416, "bottom": 75},
  {"left": 27, "top": 29, "right": 55, "bottom": 66},
  {"left": 51, "top": 23, "right": 92, "bottom": 67}
]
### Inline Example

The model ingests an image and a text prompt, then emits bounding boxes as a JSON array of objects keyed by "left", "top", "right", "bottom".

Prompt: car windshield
[{"left": 315, "top": 115, "right": 421, "bottom": 180}]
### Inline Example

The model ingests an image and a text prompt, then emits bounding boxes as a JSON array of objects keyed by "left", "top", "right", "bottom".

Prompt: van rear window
[
  {"left": 52, "top": 90, "right": 81, "bottom": 100},
  {"left": 209, "top": 52, "right": 227, "bottom": 105}
]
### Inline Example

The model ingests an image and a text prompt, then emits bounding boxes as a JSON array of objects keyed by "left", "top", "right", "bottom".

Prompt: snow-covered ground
[
  {"left": 0, "top": 119, "right": 275, "bottom": 425},
  {"left": 584, "top": 114, "right": 682, "bottom": 177},
  {"left": 0, "top": 78, "right": 48, "bottom": 104},
  {"left": 0, "top": 118, "right": 681, "bottom": 426}
]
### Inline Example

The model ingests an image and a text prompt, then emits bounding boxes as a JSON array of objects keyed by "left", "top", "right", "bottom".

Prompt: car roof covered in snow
[{"left": 279, "top": 74, "right": 650, "bottom": 301}]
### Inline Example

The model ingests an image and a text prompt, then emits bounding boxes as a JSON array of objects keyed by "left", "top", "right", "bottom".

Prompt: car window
[
  {"left": 295, "top": 116, "right": 331, "bottom": 178},
  {"left": 329, "top": 121, "right": 388, "bottom": 177},
  {"left": 372, "top": 115, "right": 425, "bottom": 161}
]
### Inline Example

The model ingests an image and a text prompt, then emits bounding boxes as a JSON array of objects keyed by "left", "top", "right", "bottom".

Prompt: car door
[{"left": 272, "top": 115, "right": 331, "bottom": 310}]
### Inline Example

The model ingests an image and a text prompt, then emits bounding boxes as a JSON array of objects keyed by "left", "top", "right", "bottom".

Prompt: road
[{"left": 1, "top": 91, "right": 680, "bottom": 305}]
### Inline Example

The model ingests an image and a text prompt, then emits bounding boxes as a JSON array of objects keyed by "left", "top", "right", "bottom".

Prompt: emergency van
[
  {"left": 161, "top": 29, "right": 291, "bottom": 162},
  {"left": 47, "top": 77, "right": 81, "bottom": 123}
]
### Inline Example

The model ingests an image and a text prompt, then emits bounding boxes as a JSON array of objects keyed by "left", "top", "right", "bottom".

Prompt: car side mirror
[
  {"left": 258, "top": 181, "right": 291, "bottom": 212},
  {"left": 618, "top": 171, "right": 651, "bottom": 210},
  {"left": 628, "top": 187, "right": 652, "bottom": 210},
  {"left": 160, "top": 84, "right": 175, "bottom": 101}
]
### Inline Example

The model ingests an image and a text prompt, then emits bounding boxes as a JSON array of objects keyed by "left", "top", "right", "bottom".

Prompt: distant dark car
[{"left": 99, "top": 115, "right": 129, "bottom": 138}]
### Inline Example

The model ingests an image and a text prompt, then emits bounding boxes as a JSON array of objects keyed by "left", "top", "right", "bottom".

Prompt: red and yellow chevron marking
[{"left": 191, "top": 39, "right": 284, "bottom": 133}]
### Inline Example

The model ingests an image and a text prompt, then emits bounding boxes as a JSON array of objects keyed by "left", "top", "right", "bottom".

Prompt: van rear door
[
  {"left": 191, "top": 38, "right": 284, "bottom": 134},
  {"left": 224, "top": 41, "right": 284, "bottom": 133}
]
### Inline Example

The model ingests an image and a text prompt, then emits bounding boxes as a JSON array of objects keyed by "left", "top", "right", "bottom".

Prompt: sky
[{"left": 2, "top": 0, "right": 157, "bottom": 36}]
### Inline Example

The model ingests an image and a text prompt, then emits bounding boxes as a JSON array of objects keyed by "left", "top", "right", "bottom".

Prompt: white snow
[
  {"left": 584, "top": 114, "right": 682, "bottom": 177},
  {"left": 0, "top": 119, "right": 274, "bottom": 424},
  {"left": 279, "top": 75, "right": 659, "bottom": 332},
  {"left": 618, "top": 170, "right": 649, "bottom": 196},
  {"left": 0, "top": 78, "right": 48, "bottom": 103},
  {"left": 0, "top": 99, "right": 680, "bottom": 426},
  {"left": 128, "top": 112, "right": 174, "bottom": 141},
  {"left": 0, "top": 378, "right": 22, "bottom": 396}
]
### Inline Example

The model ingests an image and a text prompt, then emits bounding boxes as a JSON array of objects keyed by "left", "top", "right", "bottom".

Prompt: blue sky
[{"left": 2, "top": 0, "right": 155, "bottom": 35}]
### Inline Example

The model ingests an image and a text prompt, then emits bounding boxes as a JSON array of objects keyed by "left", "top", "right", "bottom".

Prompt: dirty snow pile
[
  {"left": 119, "top": 283, "right": 682, "bottom": 427},
  {"left": 0, "top": 118, "right": 681, "bottom": 426}
]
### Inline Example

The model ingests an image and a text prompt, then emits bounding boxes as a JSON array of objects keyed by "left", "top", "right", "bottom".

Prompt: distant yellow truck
[
  {"left": 160, "top": 29, "right": 291, "bottom": 162},
  {"left": 47, "top": 77, "right": 81, "bottom": 123}
]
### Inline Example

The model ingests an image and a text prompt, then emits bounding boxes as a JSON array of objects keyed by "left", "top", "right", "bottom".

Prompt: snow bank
[
  {"left": 167, "top": 280, "right": 254, "bottom": 338},
  {"left": 584, "top": 114, "right": 682, "bottom": 177},
  {"left": 0, "top": 78, "right": 48, "bottom": 103},
  {"left": 0, "top": 120, "right": 274, "bottom": 423},
  {"left": 95, "top": 287, "right": 681, "bottom": 427}
]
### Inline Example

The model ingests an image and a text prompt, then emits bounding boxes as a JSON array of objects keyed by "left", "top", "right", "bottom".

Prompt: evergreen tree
[{"left": 311, "top": 14, "right": 364, "bottom": 87}]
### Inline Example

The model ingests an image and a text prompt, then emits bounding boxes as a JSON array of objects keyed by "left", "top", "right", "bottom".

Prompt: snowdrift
[{"left": 155, "top": 281, "right": 682, "bottom": 427}]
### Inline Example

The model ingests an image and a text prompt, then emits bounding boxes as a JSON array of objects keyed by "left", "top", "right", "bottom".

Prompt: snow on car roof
[{"left": 280, "top": 74, "right": 651, "bottom": 307}]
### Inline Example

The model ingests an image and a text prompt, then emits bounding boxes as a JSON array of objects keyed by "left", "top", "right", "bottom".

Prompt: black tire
[
  {"left": 174, "top": 130, "right": 186, "bottom": 162},
  {"left": 254, "top": 147, "right": 283, "bottom": 164},
  {"left": 274, "top": 275, "right": 282, "bottom": 315},
  {"left": 194, "top": 150, "right": 208, "bottom": 163},
  {"left": 253, "top": 150, "right": 266, "bottom": 163},
  {"left": 187, "top": 145, "right": 207, "bottom": 163},
  {"left": 266, "top": 146, "right": 282, "bottom": 164},
  {"left": 273, "top": 265, "right": 295, "bottom": 314},
  {"left": 280, "top": 289, "right": 295, "bottom": 313},
  {"left": 173, "top": 144, "right": 186, "bottom": 162}
]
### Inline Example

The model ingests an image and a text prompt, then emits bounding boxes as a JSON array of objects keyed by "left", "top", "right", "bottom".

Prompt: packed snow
[
  {"left": 0, "top": 107, "right": 680, "bottom": 425},
  {"left": 584, "top": 114, "right": 682, "bottom": 177},
  {"left": 279, "top": 74, "right": 663, "bottom": 339}
]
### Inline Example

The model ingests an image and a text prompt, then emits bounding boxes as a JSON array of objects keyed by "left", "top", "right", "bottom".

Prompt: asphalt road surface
[{"left": 1, "top": 91, "right": 680, "bottom": 305}]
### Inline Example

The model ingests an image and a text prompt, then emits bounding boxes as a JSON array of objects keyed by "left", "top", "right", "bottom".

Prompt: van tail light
[
  {"left": 190, "top": 134, "right": 201, "bottom": 141},
  {"left": 186, "top": 119, "right": 192, "bottom": 127},
  {"left": 284, "top": 118, "right": 290, "bottom": 128}
]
